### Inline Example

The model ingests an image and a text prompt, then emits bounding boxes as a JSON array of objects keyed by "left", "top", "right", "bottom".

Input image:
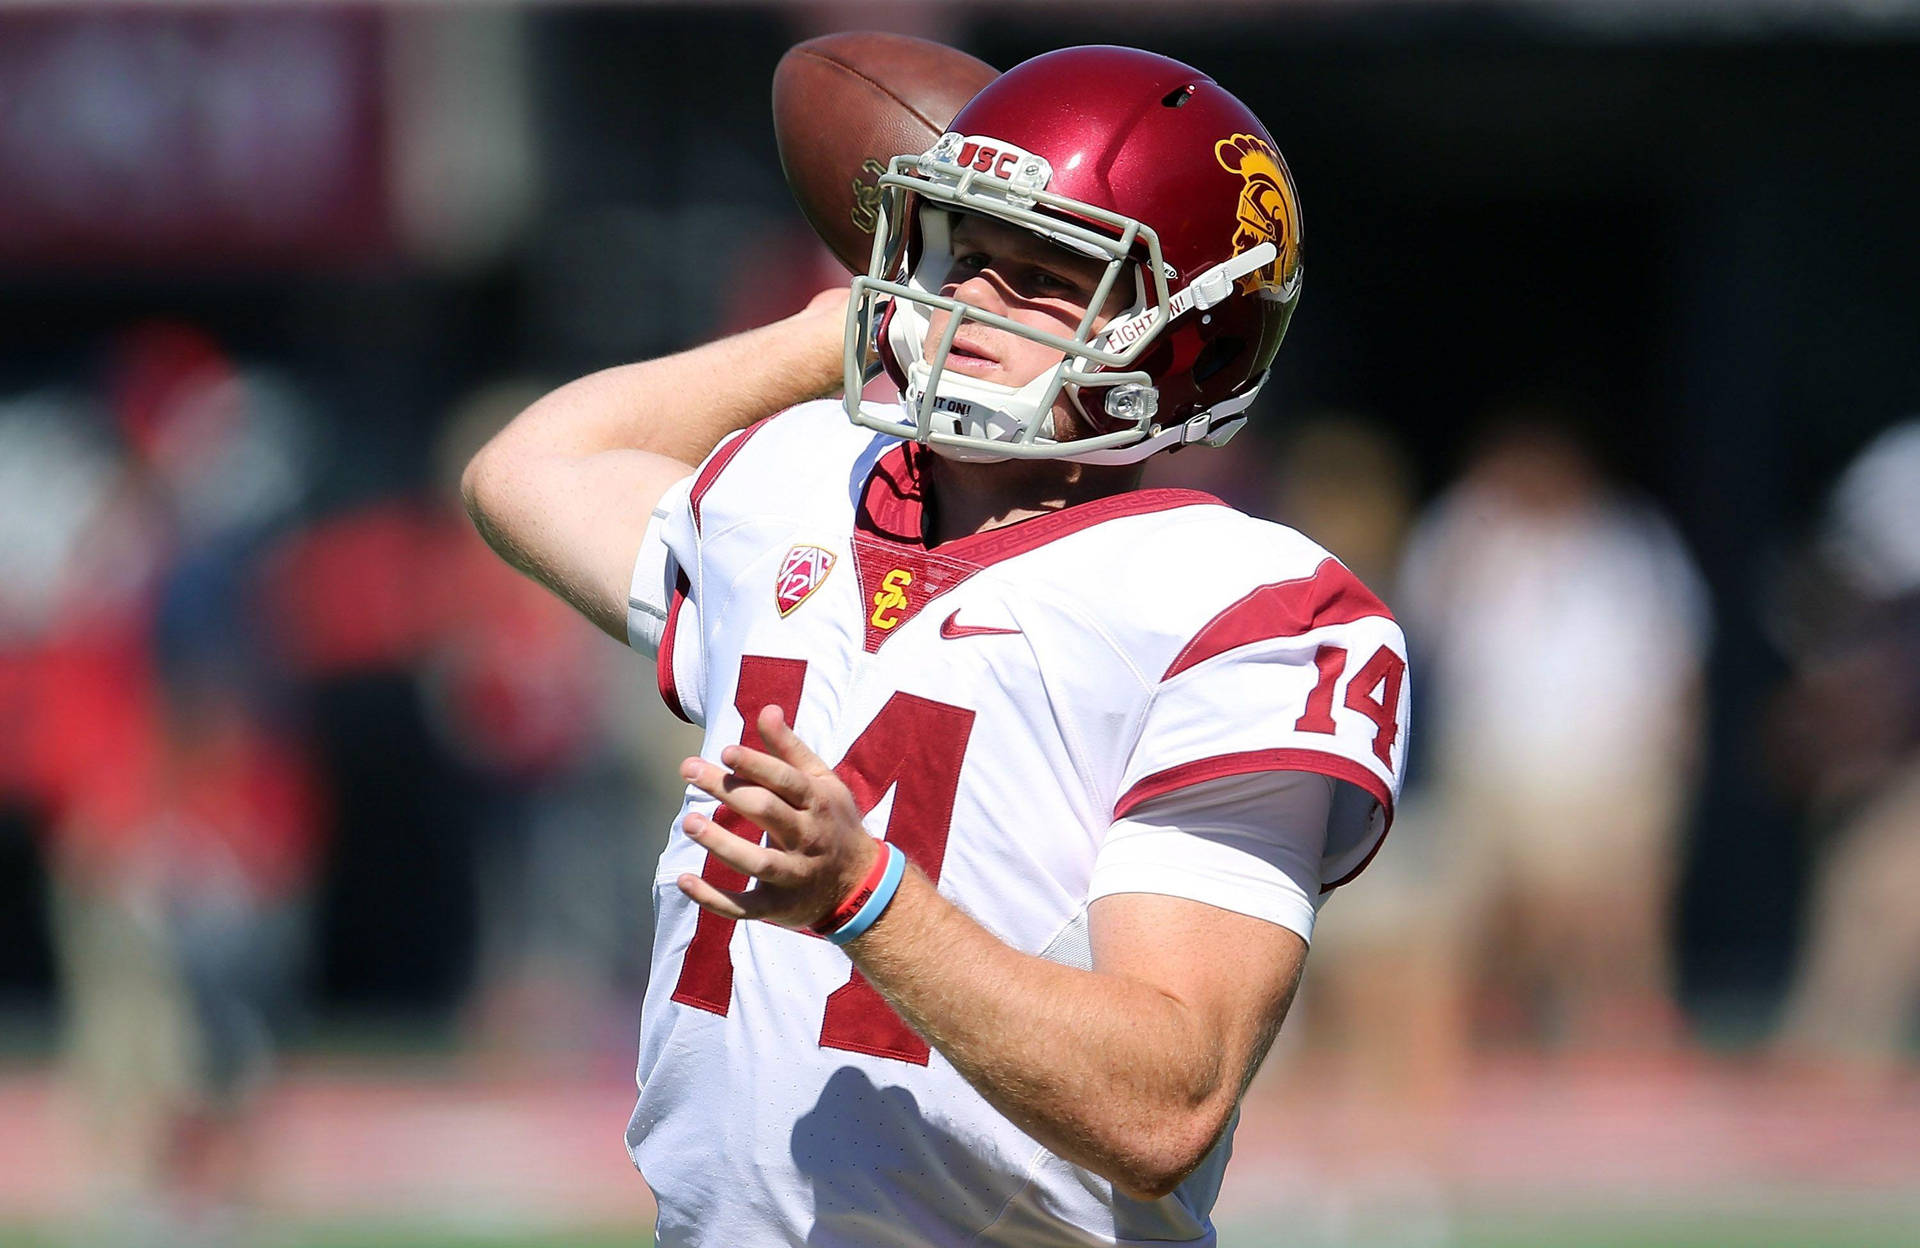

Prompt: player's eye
[{"left": 1025, "top": 266, "right": 1091, "bottom": 302}]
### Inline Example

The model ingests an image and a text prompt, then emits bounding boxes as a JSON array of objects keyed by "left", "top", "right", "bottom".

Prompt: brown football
[{"left": 773, "top": 32, "right": 998, "bottom": 274}]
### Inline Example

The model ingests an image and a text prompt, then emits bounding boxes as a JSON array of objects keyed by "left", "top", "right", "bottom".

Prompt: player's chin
[
  {"left": 1046, "top": 399, "right": 1100, "bottom": 444},
  {"left": 1051, "top": 389, "right": 1142, "bottom": 446}
]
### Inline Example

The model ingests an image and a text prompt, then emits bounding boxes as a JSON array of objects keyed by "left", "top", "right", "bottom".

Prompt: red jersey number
[
  {"left": 669, "top": 655, "right": 975, "bottom": 1065},
  {"left": 1293, "top": 643, "right": 1406, "bottom": 769}
]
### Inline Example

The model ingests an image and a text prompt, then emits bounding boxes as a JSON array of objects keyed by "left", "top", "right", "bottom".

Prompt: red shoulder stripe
[
  {"left": 1164, "top": 557, "right": 1393, "bottom": 681},
  {"left": 1114, "top": 747, "right": 1393, "bottom": 824},
  {"left": 1111, "top": 747, "right": 1395, "bottom": 894},
  {"left": 689, "top": 418, "right": 773, "bottom": 536},
  {"left": 656, "top": 570, "right": 692, "bottom": 724}
]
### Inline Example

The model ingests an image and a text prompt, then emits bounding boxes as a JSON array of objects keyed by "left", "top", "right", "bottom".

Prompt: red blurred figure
[
  {"left": 262, "top": 383, "right": 680, "bottom": 1059},
  {"left": 0, "top": 321, "right": 328, "bottom": 1243}
]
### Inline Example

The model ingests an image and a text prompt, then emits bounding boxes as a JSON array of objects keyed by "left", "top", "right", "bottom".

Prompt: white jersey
[{"left": 624, "top": 401, "right": 1409, "bottom": 1247}]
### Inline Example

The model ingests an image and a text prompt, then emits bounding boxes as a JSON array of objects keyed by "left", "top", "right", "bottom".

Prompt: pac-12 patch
[{"left": 775, "top": 545, "right": 837, "bottom": 616}]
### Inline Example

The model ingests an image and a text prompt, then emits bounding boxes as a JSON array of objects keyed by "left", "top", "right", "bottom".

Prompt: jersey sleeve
[
  {"left": 1090, "top": 771, "right": 1331, "bottom": 943},
  {"left": 626, "top": 471, "right": 707, "bottom": 726},
  {"left": 1116, "top": 556, "right": 1411, "bottom": 893},
  {"left": 626, "top": 405, "right": 872, "bottom": 729},
  {"left": 626, "top": 471, "right": 692, "bottom": 656},
  {"left": 630, "top": 409, "right": 778, "bottom": 728}
]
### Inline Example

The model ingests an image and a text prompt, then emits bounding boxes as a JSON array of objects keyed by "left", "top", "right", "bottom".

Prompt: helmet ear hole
[{"left": 1192, "top": 336, "right": 1246, "bottom": 385}]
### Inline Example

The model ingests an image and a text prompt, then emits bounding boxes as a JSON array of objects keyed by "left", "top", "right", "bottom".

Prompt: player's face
[{"left": 923, "top": 214, "right": 1129, "bottom": 404}]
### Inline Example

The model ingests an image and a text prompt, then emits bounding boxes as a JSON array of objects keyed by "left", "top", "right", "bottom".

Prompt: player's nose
[{"left": 948, "top": 269, "right": 1011, "bottom": 318}]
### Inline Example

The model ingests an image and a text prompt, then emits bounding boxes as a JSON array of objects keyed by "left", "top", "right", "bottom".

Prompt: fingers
[
  {"left": 682, "top": 810, "right": 797, "bottom": 884},
  {"left": 676, "top": 871, "right": 782, "bottom": 922},
  {"left": 682, "top": 757, "right": 803, "bottom": 844},
  {"left": 675, "top": 710, "right": 866, "bottom": 932},
  {"left": 682, "top": 706, "right": 833, "bottom": 825},
  {"left": 718, "top": 741, "right": 812, "bottom": 807},
  {"left": 757, "top": 705, "right": 829, "bottom": 774}
]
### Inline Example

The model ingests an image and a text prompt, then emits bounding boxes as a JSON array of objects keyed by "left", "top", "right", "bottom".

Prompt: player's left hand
[{"left": 675, "top": 705, "right": 881, "bottom": 930}]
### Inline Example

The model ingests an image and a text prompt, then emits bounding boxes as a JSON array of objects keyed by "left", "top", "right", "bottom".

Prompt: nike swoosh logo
[{"left": 939, "top": 610, "right": 1022, "bottom": 640}]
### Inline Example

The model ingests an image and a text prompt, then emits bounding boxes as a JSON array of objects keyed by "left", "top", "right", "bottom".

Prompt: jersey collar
[{"left": 853, "top": 439, "right": 1225, "bottom": 567}]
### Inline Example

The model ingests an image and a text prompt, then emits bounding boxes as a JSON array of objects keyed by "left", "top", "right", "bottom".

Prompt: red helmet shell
[{"left": 942, "top": 46, "right": 1303, "bottom": 423}]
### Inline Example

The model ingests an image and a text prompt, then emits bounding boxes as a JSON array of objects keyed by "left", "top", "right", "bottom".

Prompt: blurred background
[{"left": 1, "top": 2, "right": 1917, "bottom": 1245}]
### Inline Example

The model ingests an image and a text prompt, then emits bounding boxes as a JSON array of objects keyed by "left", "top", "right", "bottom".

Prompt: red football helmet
[{"left": 844, "top": 45, "right": 1304, "bottom": 463}]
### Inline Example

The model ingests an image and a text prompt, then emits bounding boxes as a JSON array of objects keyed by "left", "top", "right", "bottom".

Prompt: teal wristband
[{"left": 825, "top": 842, "right": 905, "bottom": 946}]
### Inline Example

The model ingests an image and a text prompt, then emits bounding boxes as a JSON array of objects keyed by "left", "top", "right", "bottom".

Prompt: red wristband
[{"left": 810, "top": 842, "right": 893, "bottom": 936}]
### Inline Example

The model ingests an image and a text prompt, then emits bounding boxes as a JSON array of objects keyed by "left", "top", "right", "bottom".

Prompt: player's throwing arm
[{"left": 460, "top": 289, "right": 850, "bottom": 640}]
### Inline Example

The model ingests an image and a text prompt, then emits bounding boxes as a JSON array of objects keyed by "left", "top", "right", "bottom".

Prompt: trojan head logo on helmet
[
  {"left": 1214, "top": 134, "right": 1303, "bottom": 302},
  {"left": 842, "top": 46, "right": 1305, "bottom": 465}
]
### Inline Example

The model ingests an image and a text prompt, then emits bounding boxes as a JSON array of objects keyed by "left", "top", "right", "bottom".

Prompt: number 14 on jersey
[{"left": 671, "top": 655, "right": 974, "bottom": 1065}]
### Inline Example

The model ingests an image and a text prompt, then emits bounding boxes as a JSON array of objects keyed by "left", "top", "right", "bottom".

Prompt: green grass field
[
  {"left": 1442, "top": 1211, "right": 1917, "bottom": 1248},
  {"left": 5, "top": 1209, "right": 1916, "bottom": 1248}
]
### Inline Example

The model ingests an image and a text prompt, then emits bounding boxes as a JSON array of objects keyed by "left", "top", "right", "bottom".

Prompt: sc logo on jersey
[{"left": 870, "top": 568, "right": 912, "bottom": 630}]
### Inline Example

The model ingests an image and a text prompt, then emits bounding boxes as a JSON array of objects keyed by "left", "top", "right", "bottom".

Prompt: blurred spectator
[
  {"left": 0, "top": 383, "right": 155, "bottom": 1224},
  {"left": 1771, "top": 418, "right": 1920, "bottom": 1073},
  {"left": 1250, "top": 416, "right": 1465, "bottom": 1248},
  {"left": 0, "top": 387, "right": 158, "bottom": 811},
  {"left": 0, "top": 324, "right": 326, "bottom": 1243},
  {"left": 1398, "top": 406, "right": 1710, "bottom": 1052},
  {"left": 1269, "top": 413, "right": 1419, "bottom": 593},
  {"left": 51, "top": 658, "right": 321, "bottom": 1246},
  {"left": 1254, "top": 416, "right": 1452, "bottom": 1098}
]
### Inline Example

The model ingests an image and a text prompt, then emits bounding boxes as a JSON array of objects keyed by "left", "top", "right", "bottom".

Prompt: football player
[{"left": 465, "top": 46, "right": 1409, "bottom": 1247}]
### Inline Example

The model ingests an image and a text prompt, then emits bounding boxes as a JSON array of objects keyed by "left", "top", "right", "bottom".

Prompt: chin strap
[{"left": 1060, "top": 385, "right": 1261, "bottom": 466}]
